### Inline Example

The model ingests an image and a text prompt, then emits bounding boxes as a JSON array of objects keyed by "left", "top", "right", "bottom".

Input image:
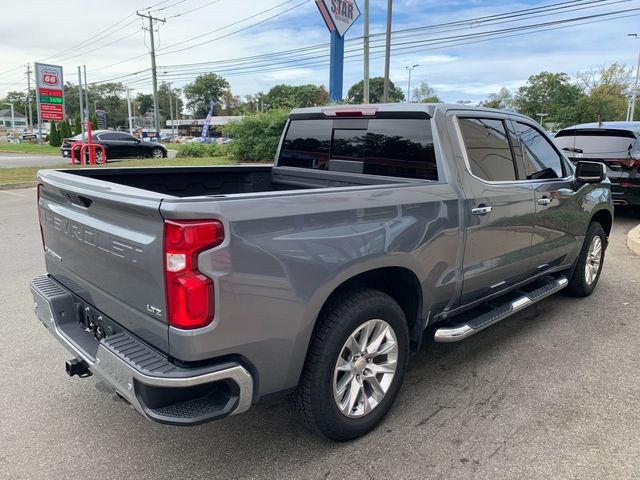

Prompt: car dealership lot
[{"left": 1, "top": 187, "right": 639, "bottom": 480}]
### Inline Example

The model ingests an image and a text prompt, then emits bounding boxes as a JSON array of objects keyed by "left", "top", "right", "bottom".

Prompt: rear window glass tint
[
  {"left": 554, "top": 129, "right": 638, "bottom": 157},
  {"left": 279, "top": 118, "right": 438, "bottom": 180},
  {"left": 459, "top": 118, "right": 516, "bottom": 181}
]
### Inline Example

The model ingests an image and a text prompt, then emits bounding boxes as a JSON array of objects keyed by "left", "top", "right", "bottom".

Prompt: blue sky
[{"left": 1, "top": 0, "right": 640, "bottom": 106}]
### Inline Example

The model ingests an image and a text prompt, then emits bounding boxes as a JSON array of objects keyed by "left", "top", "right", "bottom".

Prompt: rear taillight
[
  {"left": 163, "top": 220, "right": 224, "bottom": 329},
  {"left": 607, "top": 158, "right": 640, "bottom": 169},
  {"left": 37, "top": 183, "right": 45, "bottom": 251}
]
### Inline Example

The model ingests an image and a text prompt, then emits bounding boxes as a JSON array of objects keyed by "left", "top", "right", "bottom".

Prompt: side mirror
[{"left": 575, "top": 161, "right": 606, "bottom": 183}]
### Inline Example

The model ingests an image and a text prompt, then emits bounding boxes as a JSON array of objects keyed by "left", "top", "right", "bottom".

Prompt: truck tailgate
[{"left": 37, "top": 170, "right": 169, "bottom": 352}]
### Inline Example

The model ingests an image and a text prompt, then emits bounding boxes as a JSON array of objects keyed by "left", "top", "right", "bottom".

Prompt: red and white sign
[
  {"left": 315, "top": 0, "right": 360, "bottom": 37},
  {"left": 35, "top": 63, "right": 65, "bottom": 122}
]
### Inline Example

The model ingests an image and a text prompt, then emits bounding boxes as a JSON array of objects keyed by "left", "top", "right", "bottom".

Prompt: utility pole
[
  {"left": 168, "top": 82, "right": 175, "bottom": 141},
  {"left": 83, "top": 65, "right": 89, "bottom": 121},
  {"left": 383, "top": 0, "right": 393, "bottom": 103},
  {"left": 126, "top": 87, "right": 133, "bottom": 135},
  {"left": 405, "top": 64, "right": 419, "bottom": 102},
  {"left": 628, "top": 34, "right": 640, "bottom": 121},
  {"left": 363, "top": 0, "right": 370, "bottom": 104},
  {"left": 25, "top": 64, "right": 33, "bottom": 131},
  {"left": 137, "top": 11, "right": 166, "bottom": 133},
  {"left": 77, "top": 66, "right": 86, "bottom": 141}
]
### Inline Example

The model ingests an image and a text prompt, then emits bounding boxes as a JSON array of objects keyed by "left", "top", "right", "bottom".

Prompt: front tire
[
  {"left": 151, "top": 147, "right": 164, "bottom": 158},
  {"left": 296, "top": 288, "right": 409, "bottom": 441},
  {"left": 565, "top": 222, "right": 606, "bottom": 297}
]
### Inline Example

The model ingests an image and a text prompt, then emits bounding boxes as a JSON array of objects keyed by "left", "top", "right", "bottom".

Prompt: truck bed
[{"left": 64, "top": 165, "right": 415, "bottom": 198}]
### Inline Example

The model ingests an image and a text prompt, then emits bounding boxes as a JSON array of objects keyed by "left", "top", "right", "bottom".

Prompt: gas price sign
[{"left": 35, "top": 63, "right": 65, "bottom": 122}]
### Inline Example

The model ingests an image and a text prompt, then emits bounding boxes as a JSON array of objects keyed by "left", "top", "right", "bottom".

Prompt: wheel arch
[{"left": 591, "top": 208, "right": 612, "bottom": 241}]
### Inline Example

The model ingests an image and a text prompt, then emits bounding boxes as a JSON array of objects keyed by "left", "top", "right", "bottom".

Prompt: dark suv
[
  {"left": 555, "top": 122, "right": 640, "bottom": 210},
  {"left": 61, "top": 131, "right": 167, "bottom": 161}
]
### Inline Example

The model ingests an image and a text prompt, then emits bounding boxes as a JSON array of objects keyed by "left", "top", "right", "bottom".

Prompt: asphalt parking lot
[{"left": 1, "top": 187, "right": 639, "bottom": 480}]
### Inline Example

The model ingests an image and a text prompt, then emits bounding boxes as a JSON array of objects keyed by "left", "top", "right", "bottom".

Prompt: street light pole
[
  {"left": 363, "top": 0, "right": 370, "bottom": 104},
  {"left": 405, "top": 64, "right": 419, "bottom": 102},
  {"left": 382, "top": 0, "right": 393, "bottom": 103},
  {"left": 168, "top": 81, "right": 175, "bottom": 141},
  {"left": 537, "top": 112, "right": 549, "bottom": 128},
  {"left": 628, "top": 34, "right": 640, "bottom": 121}
]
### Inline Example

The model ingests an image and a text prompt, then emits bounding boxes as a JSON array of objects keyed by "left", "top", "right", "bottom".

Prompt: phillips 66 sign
[{"left": 35, "top": 63, "right": 65, "bottom": 122}]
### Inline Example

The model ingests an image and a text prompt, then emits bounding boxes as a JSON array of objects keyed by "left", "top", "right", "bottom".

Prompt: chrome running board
[{"left": 434, "top": 276, "right": 568, "bottom": 343}]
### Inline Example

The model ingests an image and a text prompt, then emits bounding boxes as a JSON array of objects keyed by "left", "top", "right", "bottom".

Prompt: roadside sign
[
  {"left": 35, "top": 63, "right": 65, "bottom": 122},
  {"left": 95, "top": 109, "right": 107, "bottom": 129},
  {"left": 315, "top": 0, "right": 360, "bottom": 38}
]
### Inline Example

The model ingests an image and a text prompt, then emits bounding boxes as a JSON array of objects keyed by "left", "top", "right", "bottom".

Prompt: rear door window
[
  {"left": 458, "top": 118, "right": 517, "bottom": 182},
  {"left": 514, "top": 122, "right": 564, "bottom": 179},
  {"left": 278, "top": 118, "right": 438, "bottom": 180}
]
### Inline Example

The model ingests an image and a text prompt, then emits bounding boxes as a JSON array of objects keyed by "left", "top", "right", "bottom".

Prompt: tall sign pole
[
  {"left": 34, "top": 63, "right": 64, "bottom": 144},
  {"left": 316, "top": 0, "right": 360, "bottom": 103}
]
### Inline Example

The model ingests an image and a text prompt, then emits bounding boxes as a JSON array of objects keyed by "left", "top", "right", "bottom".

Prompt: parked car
[
  {"left": 32, "top": 104, "right": 612, "bottom": 441},
  {"left": 61, "top": 130, "right": 168, "bottom": 161},
  {"left": 554, "top": 121, "right": 640, "bottom": 210}
]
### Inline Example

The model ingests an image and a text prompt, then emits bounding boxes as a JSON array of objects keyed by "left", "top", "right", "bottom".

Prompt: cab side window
[
  {"left": 458, "top": 118, "right": 517, "bottom": 182},
  {"left": 514, "top": 122, "right": 564, "bottom": 180}
]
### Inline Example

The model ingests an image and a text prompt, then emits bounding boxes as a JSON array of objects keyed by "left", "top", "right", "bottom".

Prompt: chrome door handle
[
  {"left": 537, "top": 197, "right": 552, "bottom": 206},
  {"left": 471, "top": 206, "right": 492, "bottom": 215}
]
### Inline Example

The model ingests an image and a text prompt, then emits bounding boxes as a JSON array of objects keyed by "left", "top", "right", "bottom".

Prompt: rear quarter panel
[{"left": 161, "top": 182, "right": 461, "bottom": 399}]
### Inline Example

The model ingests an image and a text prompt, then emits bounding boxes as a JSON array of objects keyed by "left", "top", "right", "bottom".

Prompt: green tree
[
  {"left": 346, "top": 77, "right": 405, "bottom": 104},
  {"left": 262, "top": 84, "right": 329, "bottom": 109},
  {"left": 135, "top": 93, "right": 154, "bottom": 115},
  {"left": 48, "top": 122, "right": 61, "bottom": 147},
  {"left": 513, "top": 72, "right": 584, "bottom": 127},
  {"left": 183, "top": 73, "right": 230, "bottom": 117},
  {"left": 479, "top": 87, "right": 514, "bottom": 110},
  {"left": 73, "top": 117, "right": 81, "bottom": 136},
  {"left": 225, "top": 109, "right": 290, "bottom": 161},
  {"left": 89, "top": 114, "right": 99, "bottom": 130},
  {"left": 412, "top": 81, "right": 441, "bottom": 103},
  {"left": 575, "top": 63, "right": 631, "bottom": 122},
  {"left": 60, "top": 119, "right": 72, "bottom": 139}
]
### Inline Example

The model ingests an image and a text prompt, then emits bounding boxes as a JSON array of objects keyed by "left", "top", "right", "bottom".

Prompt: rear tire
[
  {"left": 296, "top": 288, "right": 409, "bottom": 441},
  {"left": 565, "top": 222, "right": 606, "bottom": 297}
]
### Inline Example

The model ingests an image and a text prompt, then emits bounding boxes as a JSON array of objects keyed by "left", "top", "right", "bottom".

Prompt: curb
[
  {"left": 628, "top": 224, "right": 640, "bottom": 256},
  {"left": 0, "top": 181, "right": 37, "bottom": 191}
]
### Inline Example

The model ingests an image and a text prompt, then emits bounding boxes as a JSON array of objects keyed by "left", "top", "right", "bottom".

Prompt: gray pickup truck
[{"left": 31, "top": 104, "right": 612, "bottom": 441}]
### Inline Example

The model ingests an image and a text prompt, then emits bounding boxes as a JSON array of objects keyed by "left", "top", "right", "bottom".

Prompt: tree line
[{"left": 1, "top": 62, "right": 636, "bottom": 133}]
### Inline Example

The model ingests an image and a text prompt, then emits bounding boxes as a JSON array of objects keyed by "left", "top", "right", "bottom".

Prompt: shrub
[
  {"left": 225, "top": 109, "right": 289, "bottom": 162},
  {"left": 49, "top": 122, "right": 61, "bottom": 147},
  {"left": 176, "top": 142, "right": 228, "bottom": 158}
]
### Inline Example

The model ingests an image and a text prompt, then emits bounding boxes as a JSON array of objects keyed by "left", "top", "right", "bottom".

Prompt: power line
[
  {"left": 89, "top": 0, "right": 629, "bottom": 86},
  {"left": 157, "top": 0, "right": 309, "bottom": 54},
  {"left": 167, "top": 0, "right": 223, "bottom": 18},
  {"left": 154, "top": 7, "right": 640, "bottom": 81},
  {"left": 87, "top": 0, "right": 310, "bottom": 73}
]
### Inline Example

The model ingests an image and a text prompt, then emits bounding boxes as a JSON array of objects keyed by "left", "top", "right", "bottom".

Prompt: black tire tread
[
  {"left": 565, "top": 221, "right": 606, "bottom": 297},
  {"left": 295, "top": 287, "right": 407, "bottom": 441}
]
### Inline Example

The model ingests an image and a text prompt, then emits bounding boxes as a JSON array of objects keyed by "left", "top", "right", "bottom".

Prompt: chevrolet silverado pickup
[{"left": 31, "top": 104, "right": 613, "bottom": 441}]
